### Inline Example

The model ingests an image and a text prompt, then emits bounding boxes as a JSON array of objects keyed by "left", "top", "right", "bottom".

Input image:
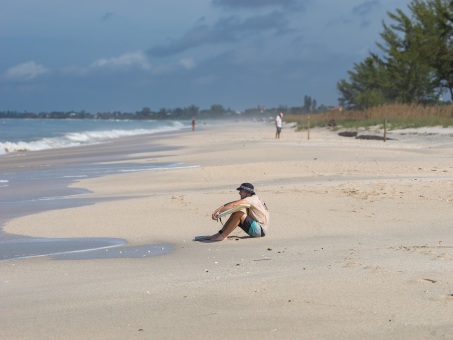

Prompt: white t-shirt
[{"left": 276, "top": 115, "right": 282, "bottom": 128}]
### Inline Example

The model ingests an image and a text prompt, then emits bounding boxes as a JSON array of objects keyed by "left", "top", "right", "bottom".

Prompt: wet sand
[
  {"left": 0, "top": 129, "right": 189, "bottom": 257},
  {"left": 1, "top": 121, "right": 452, "bottom": 339}
]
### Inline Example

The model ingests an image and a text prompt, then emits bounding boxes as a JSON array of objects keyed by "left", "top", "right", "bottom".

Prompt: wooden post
[
  {"left": 307, "top": 115, "right": 310, "bottom": 140},
  {"left": 384, "top": 118, "right": 387, "bottom": 142}
]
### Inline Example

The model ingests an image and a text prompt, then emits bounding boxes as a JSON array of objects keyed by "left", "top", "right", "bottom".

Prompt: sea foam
[{"left": 0, "top": 121, "right": 186, "bottom": 155}]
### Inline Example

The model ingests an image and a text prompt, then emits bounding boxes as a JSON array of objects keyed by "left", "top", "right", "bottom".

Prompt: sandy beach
[{"left": 1, "top": 121, "right": 453, "bottom": 339}]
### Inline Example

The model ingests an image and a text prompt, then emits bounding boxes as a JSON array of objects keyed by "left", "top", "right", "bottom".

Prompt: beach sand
[{"left": 1, "top": 121, "right": 453, "bottom": 339}]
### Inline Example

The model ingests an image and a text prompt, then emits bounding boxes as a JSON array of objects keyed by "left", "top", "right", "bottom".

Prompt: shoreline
[
  {"left": 1, "top": 121, "right": 453, "bottom": 339},
  {"left": 0, "top": 128, "right": 194, "bottom": 258}
]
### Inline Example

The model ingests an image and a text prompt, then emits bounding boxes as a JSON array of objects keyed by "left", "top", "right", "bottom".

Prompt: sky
[{"left": 0, "top": 0, "right": 413, "bottom": 113}]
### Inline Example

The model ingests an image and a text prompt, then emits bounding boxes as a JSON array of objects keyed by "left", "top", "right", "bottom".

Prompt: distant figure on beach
[
  {"left": 192, "top": 119, "right": 196, "bottom": 131},
  {"left": 195, "top": 183, "right": 269, "bottom": 242},
  {"left": 275, "top": 112, "right": 283, "bottom": 139}
]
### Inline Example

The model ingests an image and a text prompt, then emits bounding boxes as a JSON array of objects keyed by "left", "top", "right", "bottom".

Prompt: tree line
[
  {"left": 337, "top": 0, "right": 452, "bottom": 110},
  {"left": 0, "top": 96, "right": 330, "bottom": 120}
]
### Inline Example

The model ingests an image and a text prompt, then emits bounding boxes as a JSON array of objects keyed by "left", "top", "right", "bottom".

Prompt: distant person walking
[
  {"left": 275, "top": 112, "right": 283, "bottom": 139},
  {"left": 192, "top": 119, "right": 196, "bottom": 132}
]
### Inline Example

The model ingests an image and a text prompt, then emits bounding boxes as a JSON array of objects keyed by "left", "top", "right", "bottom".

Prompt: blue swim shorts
[{"left": 239, "top": 216, "right": 265, "bottom": 238}]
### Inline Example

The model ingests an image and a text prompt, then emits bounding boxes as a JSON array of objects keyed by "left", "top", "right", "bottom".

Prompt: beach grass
[{"left": 285, "top": 103, "right": 453, "bottom": 130}]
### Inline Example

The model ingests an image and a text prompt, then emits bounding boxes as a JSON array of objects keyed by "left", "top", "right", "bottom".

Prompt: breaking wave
[{"left": 0, "top": 121, "right": 187, "bottom": 155}]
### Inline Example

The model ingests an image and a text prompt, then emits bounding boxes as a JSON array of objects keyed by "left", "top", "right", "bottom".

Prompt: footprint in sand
[
  {"left": 342, "top": 249, "right": 362, "bottom": 268},
  {"left": 171, "top": 195, "right": 190, "bottom": 207},
  {"left": 362, "top": 265, "right": 386, "bottom": 273},
  {"left": 445, "top": 294, "right": 453, "bottom": 301},
  {"left": 436, "top": 253, "right": 453, "bottom": 261},
  {"left": 391, "top": 245, "right": 453, "bottom": 262},
  {"left": 431, "top": 294, "right": 453, "bottom": 302}
]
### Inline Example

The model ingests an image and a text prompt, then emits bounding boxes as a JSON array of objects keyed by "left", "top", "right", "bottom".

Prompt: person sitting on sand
[{"left": 197, "top": 183, "right": 269, "bottom": 242}]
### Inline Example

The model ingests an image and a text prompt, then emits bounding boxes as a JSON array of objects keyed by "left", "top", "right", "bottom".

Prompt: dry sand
[{"left": 1, "top": 121, "right": 453, "bottom": 339}]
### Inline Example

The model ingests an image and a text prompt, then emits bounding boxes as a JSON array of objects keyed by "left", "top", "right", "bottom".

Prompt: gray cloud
[
  {"left": 101, "top": 12, "right": 115, "bottom": 21},
  {"left": 3, "top": 61, "right": 50, "bottom": 82},
  {"left": 212, "top": 0, "right": 299, "bottom": 9},
  {"left": 148, "top": 22, "right": 226, "bottom": 57},
  {"left": 148, "top": 11, "right": 291, "bottom": 57},
  {"left": 352, "top": 0, "right": 381, "bottom": 16},
  {"left": 352, "top": 0, "right": 381, "bottom": 26},
  {"left": 325, "top": 0, "right": 381, "bottom": 29}
]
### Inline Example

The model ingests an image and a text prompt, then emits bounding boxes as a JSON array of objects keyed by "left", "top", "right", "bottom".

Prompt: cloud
[
  {"left": 3, "top": 61, "right": 50, "bottom": 81},
  {"left": 212, "top": 0, "right": 300, "bottom": 9},
  {"left": 101, "top": 12, "right": 115, "bottom": 21},
  {"left": 149, "top": 22, "right": 223, "bottom": 57},
  {"left": 352, "top": 0, "right": 381, "bottom": 16},
  {"left": 90, "top": 51, "right": 151, "bottom": 71},
  {"left": 240, "top": 10, "right": 290, "bottom": 33},
  {"left": 325, "top": 0, "right": 382, "bottom": 30},
  {"left": 149, "top": 11, "right": 291, "bottom": 57},
  {"left": 179, "top": 58, "right": 196, "bottom": 70},
  {"left": 60, "top": 51, "right": 153, "bottom": 78},
  {"left": 60, "top": 51, "right": 194, "bottom": 79},
  {"left": 352, "top": 0, "right": 381, "bottom": 26}
]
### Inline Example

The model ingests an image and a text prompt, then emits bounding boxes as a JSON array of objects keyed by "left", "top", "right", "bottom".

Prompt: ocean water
[
  {"left": 0, "top": 119, "right": 189, "bottom": 155},
  {"left": 0, "top": 118, "right": 192, "bottom": 260}
]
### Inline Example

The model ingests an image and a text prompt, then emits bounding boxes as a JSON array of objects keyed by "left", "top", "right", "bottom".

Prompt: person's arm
[{"left": 211, "top": 199, "right": 249, "bottom": 220}]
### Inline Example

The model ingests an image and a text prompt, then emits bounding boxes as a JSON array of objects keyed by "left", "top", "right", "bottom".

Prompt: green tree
[
  {"left": 312, "top": 99, "right": 317, "bottom": 112},
  {"left": 156, "top": 108, "right": 168, "bottom": 119},
  {"left": 408, "top": 0, "right": 453, "bottom": 100},
  {"left": 303, "top": 95, "right": 312, "bottom": 112},
  {"left": 337, "top": 54, "right": 388, "bottom": 109},
  {"left": 208, "top": 104, "right": 225, "bottom": 118},
  {"left": 338, "top": 0, "right": 452, "bottom": 108},
  {"left": 137, "top": 107, "right": 155, "bottom": 119},
  {"left": 378, "top": 7, "right": 438, "bottom": 103},
  {"left": 185, "top": 105, "right": 199, "bottom": 118}
]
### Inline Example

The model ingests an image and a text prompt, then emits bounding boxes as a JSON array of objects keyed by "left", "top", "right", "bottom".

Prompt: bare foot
[
  {"left": 194, "top": 233, "right": 226, "bottom": 242},
  {"left": 206, "top": 235, "right": 226, "bottom": 242},
  {"left": 194, "top": 235, "right": 212, "bottom": 241}
]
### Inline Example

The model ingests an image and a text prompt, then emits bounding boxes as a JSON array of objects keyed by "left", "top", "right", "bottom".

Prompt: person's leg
[{"left": 207, "top": 211, "right": 246, "bottom": 241}]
